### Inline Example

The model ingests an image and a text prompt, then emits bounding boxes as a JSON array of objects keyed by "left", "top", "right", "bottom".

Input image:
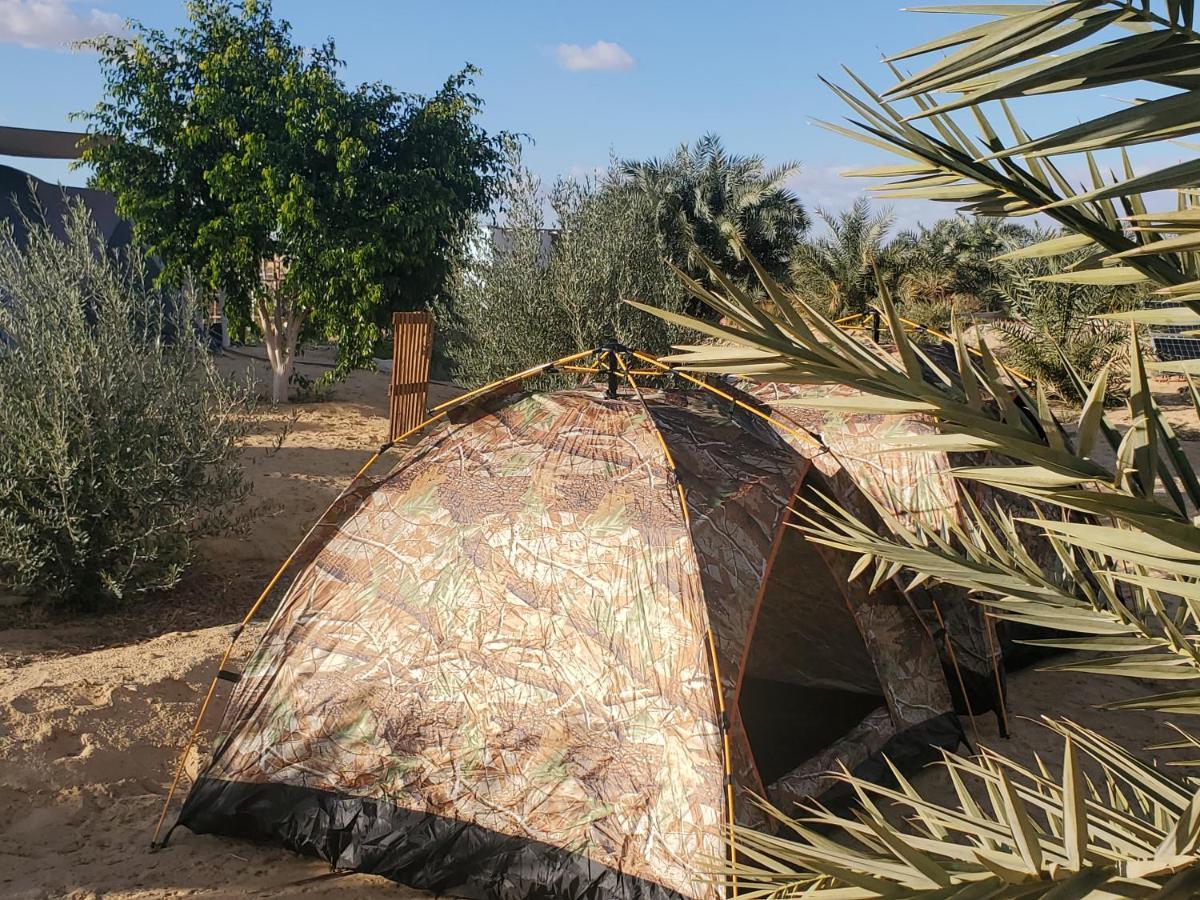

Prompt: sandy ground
[
  {"left": 0, "top": 351, "right": 451, "bottom": 899},
  {"left": 1, "top": 350, "right": 1198, "bottom": 898}
]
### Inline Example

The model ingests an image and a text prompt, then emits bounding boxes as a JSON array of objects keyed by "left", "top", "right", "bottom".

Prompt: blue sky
[{"left": 0, "top": 1, "right": 1185, "bottom": 230}]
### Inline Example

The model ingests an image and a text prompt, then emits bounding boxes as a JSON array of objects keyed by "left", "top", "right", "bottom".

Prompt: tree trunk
[
  {"left": 269, "top": 357, "right": 289, "bottom": 405},
  {"left": 255, "top": 290, "right": 306, "bottom": 405}
]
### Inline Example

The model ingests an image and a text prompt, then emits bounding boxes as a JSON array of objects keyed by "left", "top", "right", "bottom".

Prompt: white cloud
[
  {"left": 0, "top": 0, "right": 123, "bottom": 50},
  {"left": 554, "top": 40, "right": 635, "bottom": 72}
]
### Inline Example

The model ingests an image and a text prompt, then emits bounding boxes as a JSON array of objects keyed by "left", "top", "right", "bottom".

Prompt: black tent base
[
  {"left": 175, "top": 777, "right": 685, "bottom": 900},
  {"left": 173, "top": 713, "right": 963, "bottom": 899}
]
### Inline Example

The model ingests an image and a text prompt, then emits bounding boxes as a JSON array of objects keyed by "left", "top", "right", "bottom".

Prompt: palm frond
[
  {"left": 630, "top": 244, "right": 1200, "bottom": 712},
  {"left": 724, "top": 719, "right": 1200, "bottom": 898},
  {"left": 817, "top": 1, "right": 1200, "bottom": 314}
]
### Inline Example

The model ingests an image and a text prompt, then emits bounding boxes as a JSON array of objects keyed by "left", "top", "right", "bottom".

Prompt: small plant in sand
[{"left": 0, "top": 207, "right": 253, "bottom": 610}]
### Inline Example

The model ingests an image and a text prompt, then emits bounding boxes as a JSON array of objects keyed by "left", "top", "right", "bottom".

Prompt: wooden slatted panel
[{"left": 389, "top": 311, "right": 434, "bottom": 442}]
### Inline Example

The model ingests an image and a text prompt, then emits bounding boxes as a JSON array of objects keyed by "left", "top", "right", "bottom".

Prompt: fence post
[{"left": 389, "top": 311, "right": 434, "bottom": 442}]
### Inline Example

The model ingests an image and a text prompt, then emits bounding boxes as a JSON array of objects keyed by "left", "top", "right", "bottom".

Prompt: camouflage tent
[{"left": 172, "top": 386, "right": 962, "bottom": 900}]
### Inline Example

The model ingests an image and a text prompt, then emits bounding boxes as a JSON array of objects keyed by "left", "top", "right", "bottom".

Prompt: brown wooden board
[{"left": 389, "top": 311, "right": 434, "bottom": 441}]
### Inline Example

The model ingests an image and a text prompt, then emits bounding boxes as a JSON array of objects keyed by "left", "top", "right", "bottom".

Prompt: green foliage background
[
  {"left": 438, "top": 161, "right": 696, "bottom": 387},
  {"left": 79, "top": 0, "right": 510, "bottom": 379},
  {"left": 619, "top": 132, "right": 809, "bottom": 293}
]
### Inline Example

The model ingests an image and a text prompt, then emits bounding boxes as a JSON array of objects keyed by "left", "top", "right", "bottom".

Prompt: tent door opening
[{"left": 738, "top": 481, "right": 888, "bottom": 790}]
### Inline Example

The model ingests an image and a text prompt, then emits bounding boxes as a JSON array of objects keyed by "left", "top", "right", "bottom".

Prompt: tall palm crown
[
  {"left": 620, "top": 133, "right": 808, "bottom": 289},
  {"left": 790, "top": 196, "right": 894, "bottom": 315}
]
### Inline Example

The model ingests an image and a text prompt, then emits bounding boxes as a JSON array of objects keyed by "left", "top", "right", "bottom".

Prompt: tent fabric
[
  {"left": 177, "top": 386, "right": 961, "bottom": 900},
  {"left": 740, "top": 380, "right": 1004, "bottom": 715},
  {"left": 746, "top": 519, "right": 880, "bottom": 694},
  {"left": 740, "top": 380, "right": 961, "bottom": 530}
]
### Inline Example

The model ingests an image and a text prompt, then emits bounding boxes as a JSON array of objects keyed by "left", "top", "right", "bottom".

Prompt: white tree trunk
[{"left": 254, "top": 291, "right": 306, "bottom": 405}]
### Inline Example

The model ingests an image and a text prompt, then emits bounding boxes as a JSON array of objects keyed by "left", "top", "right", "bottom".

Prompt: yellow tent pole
[
  {"left": 929, "top": 598, "right": 981, "bottom": 747},
  {"left": 427, "top": 348, "right": 594, "bottom": 414},
  {"left": 629, "top": 350, "right": 828, "bottom": 455},
  {"left": 982, "top": 612, "right": 1011, "bottom": 737},
  {"left": 150, "top": 344, "right": 602, "bottom": 849}
]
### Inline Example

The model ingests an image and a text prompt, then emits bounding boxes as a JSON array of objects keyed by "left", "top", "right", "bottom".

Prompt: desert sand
[
  {"left": 1, "top": 349, "right": 1196, "bottom": 898},
  {"left": 0, "top": 351, "right": 442, "bottom": 899}
]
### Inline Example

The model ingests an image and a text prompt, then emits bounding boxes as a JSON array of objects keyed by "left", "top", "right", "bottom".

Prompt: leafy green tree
[
  {"left": 789, "top": 197, "right": 893, "bottom": 315},
  {"left": 79, "top": 0, "right": 508, "bottom": 402},
  {"left": 619, "top": 133, "right": 808, "bottom": 291}
]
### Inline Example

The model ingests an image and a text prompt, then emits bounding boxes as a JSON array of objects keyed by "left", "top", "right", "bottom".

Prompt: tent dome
[{"left": 174, "top": 386, "right": 961, "bottom": 900}]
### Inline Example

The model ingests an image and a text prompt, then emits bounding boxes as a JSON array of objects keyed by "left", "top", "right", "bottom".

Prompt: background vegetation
[
  {"left": 80, "top": 0, "right": 509, "bottom": 401},
  {"left": 994, "top": 244, "right": 1142, "bottom": 400},
  {"left": 619, "top": 133, "right": 809, "bottom": 293},
  {"left": 438, "top": 158, "right": 695, "bottom": 386}
]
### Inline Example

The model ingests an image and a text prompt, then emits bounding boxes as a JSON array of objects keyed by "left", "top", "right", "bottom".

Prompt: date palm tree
[
  {"left": 889, "top": 215, "right": 1032, "bottom": 308},
  {"left": 619, "top": 133, "right": 808, "bottom": 292},
  {"left": 790, "top": 197, "right": 894, "bottom": 315},
  {"left": 634, "top": 239, "right": 1200, "bottom": 898}
]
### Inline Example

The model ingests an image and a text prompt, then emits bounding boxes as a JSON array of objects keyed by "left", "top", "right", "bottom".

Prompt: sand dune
[{"left": 1, "top": 353, "right": 1196, "bottom": 897}]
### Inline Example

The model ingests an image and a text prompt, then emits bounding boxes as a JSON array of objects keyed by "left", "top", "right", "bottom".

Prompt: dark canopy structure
[
  {"left": 0, "top": 125, "right": 91, "bottom": 160},
  {"left": 0, "top": 163, "right": 130, "bottom": 250},
  {"left": 0, "top": 126, "right": 128, "bottom": 251}
]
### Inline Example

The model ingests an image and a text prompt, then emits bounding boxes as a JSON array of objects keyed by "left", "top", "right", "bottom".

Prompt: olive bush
[
  {"left": 0, "top": 207, "right": 252, "bottom": 609},
  {"left": 437, "top": 162, "right": 695, "bottom": 387}
]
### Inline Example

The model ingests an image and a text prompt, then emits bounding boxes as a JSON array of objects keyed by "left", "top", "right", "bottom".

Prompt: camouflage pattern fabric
[
  {"left": 181, "top": 386, "right": 960, "bottom": 899},
  {"left": 768, "top": 707, "right": 895, "bottom": 806},
  {"left": 741, "top": 380, "right": 1003, "bottom": 714}
]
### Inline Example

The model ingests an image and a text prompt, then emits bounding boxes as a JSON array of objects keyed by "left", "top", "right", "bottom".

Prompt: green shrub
[
  {"left": 887, "top": 216, "right": 1032, "bottom": 313},
  {"left": 0, "top": 207, "right": 253, "bottom": 609},
  {"left": 437, "top": 161, "right": 695, "bottom": 387},
  {"left": 894, "top": 267, "right": 985, "bottom": 341},
  {"left": 288, "top": 368, "right": 335, "bottom": 403}
]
